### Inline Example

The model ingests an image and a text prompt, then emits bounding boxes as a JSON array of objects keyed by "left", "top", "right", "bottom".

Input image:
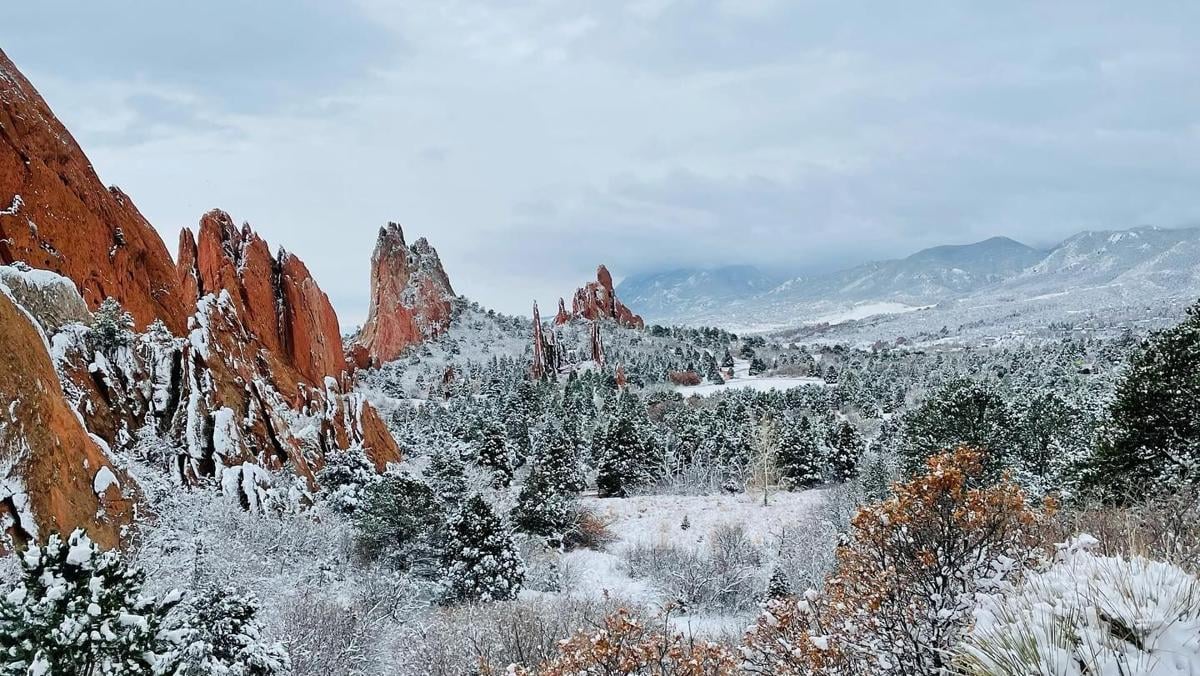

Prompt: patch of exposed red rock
[
  {"left": 559, "top": 264, "right": 644, "bottom": 329},
  {"left": 0, "top": 48, "right": 188, "bottom": 334},
  {"left": 355, "top": 223, "right": 455, "bottom": 367},
  {"left": 0, "top": 290, "right": 133, "bottom": 552}
]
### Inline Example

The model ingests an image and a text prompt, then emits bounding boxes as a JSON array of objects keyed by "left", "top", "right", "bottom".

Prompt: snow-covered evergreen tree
[
  {"left": 442, "top": 495, "right": 524, "bottom": 603},
  {"left": 474, "top": 417, "right": 514, "bottom": 488},
  {"left": 776, "top": 416, "right": 823, "bottom": 489},
  {"left": 315, "top": 446, "right": 378, "bottom": 514},
  {"left": 423, "top": 445, "right": 468, "bottom": 506},
  {"left": 0, "top": 529, "right": 182, "bottom": 675},
  {"left": 90, "top": 297, "right": 135, "bottom": 351},
  {"left": 900, "top": 378, "right": 1015, "bottom": 478},
  {"left": 828, "top": 421, "right": 864, "bottom": 483},
  {"left": 352, "top": 472, "right": 443, "bottom": 573},
  {"left": 528, "top": 423, "right": 587, "bottom": 494},
  {"left": 764, "top": 566, "right": 792, "bottom": 601},
  {"left": 1086, "top": 301, "right": 1200, "bottom": 495},
  {"left": 165, "top": 588, "right": 289, "bottom": 676},
  {"left": 595, "top": 393, "right": 662, "bottom": 498}
]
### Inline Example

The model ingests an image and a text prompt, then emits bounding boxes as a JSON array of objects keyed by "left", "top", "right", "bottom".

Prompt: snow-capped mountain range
[{"left": 618, "top": 226, "right": 1200, "bottom": 335}]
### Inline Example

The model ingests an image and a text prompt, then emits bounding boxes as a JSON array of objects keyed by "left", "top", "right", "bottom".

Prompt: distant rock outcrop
[
  {"left": 561, "top": 265, "right": 644, "bottom": 329},
  {"left": 356, "top": 223, "right": 456, "bottom": 367},
  {"left": 0, "top": 48, "right": 189, "bottom": 334}
]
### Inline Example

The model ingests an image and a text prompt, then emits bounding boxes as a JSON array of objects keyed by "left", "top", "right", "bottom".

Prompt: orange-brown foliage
[
  {"left": 514, "top": 609, "right": 739, "bottom": 676},
  {"left": 743, "top": 448, "right": 1050, "bottom": 676}
]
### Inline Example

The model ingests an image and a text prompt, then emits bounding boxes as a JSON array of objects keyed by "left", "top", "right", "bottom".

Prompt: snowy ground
[
  {"left": 676, "top": 358, "right": 826, "bottom": 396},
  {"left": 809, "top": 301, "right": 934, "bottom": 325},
  {"left": 559, "top": 490, "right": 825, "bottom": 633}
]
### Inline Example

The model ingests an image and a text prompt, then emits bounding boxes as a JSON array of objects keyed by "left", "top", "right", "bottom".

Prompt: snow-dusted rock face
[
  {"left": 564, "top": 264, "right": 644, "bottom": 330},
  {"left": 0, "top": 48, "right": 189, "bottom": 334},
  {"left": 0, "top": 264, "right": 91, "bottom": 334},
  {"left": 356, "top": 223, "right": 456, "bottom": 367},
  {"left": 0, "top": 288, "right": 132, "bottom": 552},
  {"left": 179, "top": 211, "right": 346, "bottom": 385}
]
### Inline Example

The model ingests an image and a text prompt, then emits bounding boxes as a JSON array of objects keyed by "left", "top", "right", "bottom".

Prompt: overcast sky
[{"left": 4, "top": 2, "right": 1200, "bottom": 323}]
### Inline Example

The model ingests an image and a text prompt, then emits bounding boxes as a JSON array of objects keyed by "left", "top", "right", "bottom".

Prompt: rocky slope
[
  {"left": 0, "top": 48, "right": 189, "bottom": 334},
  {"left": 0, "top": 51, "right": 405, "bottom": 546},
  {"left": 355, "top": 223, "right": 456, "bottom": 368},
  {"left": 0, "top": 283, "right": 132, "bottom": 552}
]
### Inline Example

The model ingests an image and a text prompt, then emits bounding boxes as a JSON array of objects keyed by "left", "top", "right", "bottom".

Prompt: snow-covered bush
[
  {"left": 0, "top": 529, "right": 182, "bottom": 675},
  {"left": 389, "top": 596, "right": 626, "bottom": 675},
  {"left": 621, "top": 523, "right": 764, "bottom": 613},
  {"left": 1053, "top": 485, "right": 1200, "bottom": 575},
  {"left": 958, "top": 536, "right": 1200, "bottom": 675},
  {"left": 279, "top": 590, "right": 392, "bottom": 676}
]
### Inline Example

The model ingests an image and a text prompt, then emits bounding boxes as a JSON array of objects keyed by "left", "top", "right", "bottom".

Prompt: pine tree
[
  {"left": 352, "top": 472, "right": 443, "bottom": 573},
  {"left": 776, "top": 417, "right": 823, "bottom": 489},
  {"left": 899, "top": 378, "right": 1016, "bottom": 479},
  {"left": 316, "top": 446, "right": 378, "bottom": 514},
  {"left": 166, "top": 588, "right": 289, "bottom": 676},
  {"left": 765, "top": 566, "right": 792, "bottom": 601},
  {"left": 705, "top": 359, "right": 725, "bottom": 385},
  {"left": 0, "top": 529, "right": 182, "bottom": 675},
  {"left": 828, "top": 421, "right": 864, "bottom": 483},
  {"left": 443, "top": 495, "right": 525, "bottom": 603},
  {"left": 859, "top": 451, "right": 896, "bottom": 503},
  {"left": 423, "top": 445, "right": 468, "bottom": 506},
  {"left": 530, "top": 423, "right": 587, "bottom": 494},
  {"left": 595, "top": 393, "right": 662, "bottom": 498},
  {"left": 721, "top": 349, "right": 735, "bottom": 369},
  {"left": 511, "top": 478, "right": 576, "bottom": 545},
  {"left": 90, "top": 297, "right": 135, "bottom": 352},
  {"left": 475, "top": 417, "right": 514, "bottom": 488},
  {"left": 1086, "top": 303, "right": 1200, "bottom": 494},
  {"left": 748, "top": 356, "right": 768, "bottom": 376}
]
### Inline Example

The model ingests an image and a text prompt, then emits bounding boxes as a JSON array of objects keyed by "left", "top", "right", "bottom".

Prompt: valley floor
[{"left": 552, "top": 490, "right": 827, "bottom": 636}]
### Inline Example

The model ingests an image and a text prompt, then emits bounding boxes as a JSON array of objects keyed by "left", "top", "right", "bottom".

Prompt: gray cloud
[{"left": 3, "top": 1, "right": 1199, "bottom": 321}]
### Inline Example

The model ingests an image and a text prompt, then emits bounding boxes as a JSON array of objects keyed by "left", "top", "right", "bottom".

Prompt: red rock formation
[
  {"left": 278, "top": 250, "right": 344, "bottom": 387},
  {"left": 356, "top": 223, "right": 455, "bottom": 367},
  {"left": 589, "top": 320, "right": 606, "bottom": 365},
  {"left": 0, "top": 290, "right": 133, "bottom": 551},
  {"left": 531, "top": 302, "right": 563, "bottom": 380},
  {"left": 179, "top": 210, "right": 345, "bottom": 386},
  {"left": 566, "top": 265, "right": 644, "bottom": 329},
  {"left": 0, "top": 52, "right": 405, "bottom": 543},
  {"left": 554, "top": 298, "right": 571, "bottom": 325},
  {"left": 0, "top": 48, "right": 188, "bottom": 334}
]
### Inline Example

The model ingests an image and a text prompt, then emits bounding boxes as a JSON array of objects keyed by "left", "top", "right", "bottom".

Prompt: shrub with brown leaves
[
  {"left": 513, "top": 609, "right": 739, "bottom": 676},
  {"left": 743, "top": 448, "right": 1050, "bottom": 676}
]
